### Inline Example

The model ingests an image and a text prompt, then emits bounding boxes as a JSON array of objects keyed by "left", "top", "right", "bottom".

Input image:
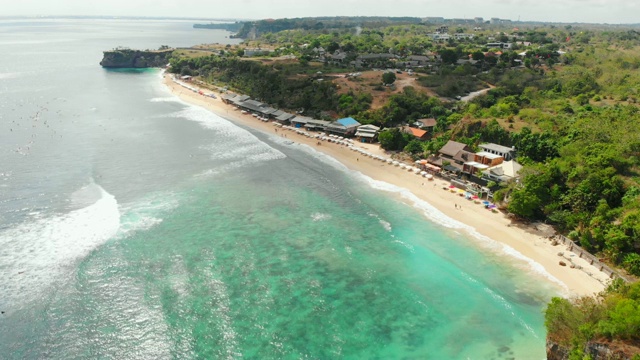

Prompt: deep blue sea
[{"left": 0, "top": 18, "right": 561, "bottom": 359}]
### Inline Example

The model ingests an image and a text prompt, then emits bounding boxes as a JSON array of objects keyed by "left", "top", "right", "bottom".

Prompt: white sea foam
[
  {"left": 311, "top": 212, "right": 332, "bottom": 222},
  {"left": 115, "top": 191, "right": 180, "bottom": 239},
  {"left": 149, "top": 97, "right": 182, "bottom": 103},
  {"left": 0, "top": 183, "right": 120, "bottom": 308},
  {"left": 167, "top": 106, "right": 286, "bottom": 176},
  {"left": 359, "top": 174, "right": 568, "bottom": 292}
]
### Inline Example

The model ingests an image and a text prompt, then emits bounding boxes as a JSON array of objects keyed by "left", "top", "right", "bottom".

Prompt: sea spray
[{"left": 0, "top": 183, "right": 120, "bottom": 308}]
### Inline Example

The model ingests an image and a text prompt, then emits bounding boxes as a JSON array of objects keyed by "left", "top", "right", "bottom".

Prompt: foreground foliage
[{"left": 545, "top": 280, "right": 640, "bottom": 359}]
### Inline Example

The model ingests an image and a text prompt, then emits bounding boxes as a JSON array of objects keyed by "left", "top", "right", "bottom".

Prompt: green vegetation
[
  {"left": 545, "top": 280, "right": 640, "bottom": 359},
  {"left": 418, "top": 63, "right": 487, "bottom": 98},
  {"left": 234, "top": 17, "right": 422, "bottom": 38},
  {"left": 382, "top": 71, "right": 396, "bottom": 85},
  {"left": 169, "top": 55, "right": 338, "bottom": 116}
]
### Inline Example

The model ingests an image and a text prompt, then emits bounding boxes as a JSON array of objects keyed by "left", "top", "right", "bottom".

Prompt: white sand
[{"left": 164, "top": 74, "right": 609, "bottom": 298}]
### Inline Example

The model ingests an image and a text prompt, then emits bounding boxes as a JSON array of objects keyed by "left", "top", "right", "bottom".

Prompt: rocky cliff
[
  {"left": 100, "top": 49, "right": 174, "bottom": 68},
  {"left": 547, "top": 339, "right": 640, "bottom": 360}
]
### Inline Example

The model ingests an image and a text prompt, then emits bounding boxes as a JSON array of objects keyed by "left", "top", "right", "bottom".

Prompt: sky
[{"left": 3, "top": 0, "right": 639, "bottom": 24}]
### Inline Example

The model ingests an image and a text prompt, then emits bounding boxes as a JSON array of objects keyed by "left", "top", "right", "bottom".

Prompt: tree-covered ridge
[
  {"left": 234, "top": 17, "right": 422, "bottom": 38},
  {"left": 545, "top": 280, "right": 640, "bottom": 359},
  {"left": 169, "top": 55, "right": 338, "bottom": 116}
]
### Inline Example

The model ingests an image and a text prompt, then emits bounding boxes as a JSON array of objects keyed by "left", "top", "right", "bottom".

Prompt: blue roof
[{"left": 337, "top": 117, "right": 360, "bottom": 126}]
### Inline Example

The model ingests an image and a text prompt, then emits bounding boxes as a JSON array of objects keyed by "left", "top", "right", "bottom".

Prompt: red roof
[{"left": 407, "top": 127, "right": 428, "bottom": 138}]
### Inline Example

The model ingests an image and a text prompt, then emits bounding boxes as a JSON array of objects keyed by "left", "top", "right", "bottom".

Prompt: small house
[
  {"left": 478, "top": 143, "right": 516, "bottom": 161},
  {"left": 414, "top": 118, "right": 438, "bottom": 132},
  {"left": 403, "top": 126, "right": 429, "bottom": 141}
]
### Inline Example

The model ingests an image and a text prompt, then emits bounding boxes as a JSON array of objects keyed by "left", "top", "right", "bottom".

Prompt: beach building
[
  {"left": 221, "top": 93, "right": 238, "bottom": 104},
  {"left": 354, "top": 124, "right": 380, "bottom": 143},
  {"left": 237, "top": 99, "right": 267, "bottom": 113},
  {"left": 258, "top": 107, "right": 277, "bottom": 117},
  {"left": 231, "top": 95, "right": 251, "bottom": 107},
  {"left": 305, "top": 119, "right": 331, "bottom": 132},
  {"left": 274, "top": 111, "right": 296, "bottom": 124},
  {"left": 483, "top": 160, "right": 523, "bottom": 182},
  {"left": 325, "top": 117, "right": 361, "bottom": 136},
  {"left": 291, "top": 116, "right": 314, "bottom": 128},
  {"left": 427, "top": 140, "right": 474, "bottom": 173},
  {"left": 462, "top": 151, "right": 504, "bottom": 175},
  {"left": 478, "top": 143, "right": 516, "bottom": 161}
]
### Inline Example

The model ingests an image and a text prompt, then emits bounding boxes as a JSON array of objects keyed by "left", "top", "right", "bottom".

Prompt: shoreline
[{"left": 162, "top": 73, "right": 609, "bottom": 298}]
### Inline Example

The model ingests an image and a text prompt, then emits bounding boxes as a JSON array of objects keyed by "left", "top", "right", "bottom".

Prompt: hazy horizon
[{"left": 3, "top": 0, "right": 639, "bottom": 25}]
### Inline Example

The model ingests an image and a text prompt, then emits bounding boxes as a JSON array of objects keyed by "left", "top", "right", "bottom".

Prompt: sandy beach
[{"left": 163, "top": 73, "right": 609, "bottom": 297}]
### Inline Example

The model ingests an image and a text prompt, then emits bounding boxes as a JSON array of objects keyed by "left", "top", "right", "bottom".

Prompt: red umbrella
[{"left": 448, "top": 185, "right": 456, "bottom": 189}]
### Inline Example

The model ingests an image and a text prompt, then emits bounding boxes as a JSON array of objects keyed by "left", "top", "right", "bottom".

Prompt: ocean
[{"left": 0, "top": 18, "right": 560, "bottom": 359}]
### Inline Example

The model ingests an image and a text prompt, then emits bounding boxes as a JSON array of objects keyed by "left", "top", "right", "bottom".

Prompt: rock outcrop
[
  {"left": 547, "top": 339, "right": 640, "bottom": 360},
  {"left": 99, "top": 49, "right": 174, "bottom": 68}
]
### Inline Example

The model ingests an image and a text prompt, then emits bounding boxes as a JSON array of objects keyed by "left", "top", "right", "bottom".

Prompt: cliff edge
[
  {"left": 547, "top": 339, "right": 640, "bottom": 360},
  {"left": 100, "top": 48, "right": 174, "bottom": 68}
]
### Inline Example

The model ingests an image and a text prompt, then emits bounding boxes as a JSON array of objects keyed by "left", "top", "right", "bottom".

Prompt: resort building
[
  {"left": 483, "top": 160, "right": 523, "bottom": 182},
  {"left": 478, "top": 143, "right": 516, "bottom": 161},
  {"left": 354, "top": 124, "right": 381, "bottom": 143},
  {"left": 463, "top": 151, "right": 503, "bottom": 176},
  {"left": 325, "top": 117, "right": 361, "bottom": 136},
  {"left": 305, "top": 119, "right": 332, "bottom": 132},
  {"left": 427, "top": 140, "right": 474, "bottom": 173}
]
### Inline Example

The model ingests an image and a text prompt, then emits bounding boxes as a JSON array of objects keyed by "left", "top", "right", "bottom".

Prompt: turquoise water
[{"left": 0, "top": 19, "right": 559, "bottom": 359}]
